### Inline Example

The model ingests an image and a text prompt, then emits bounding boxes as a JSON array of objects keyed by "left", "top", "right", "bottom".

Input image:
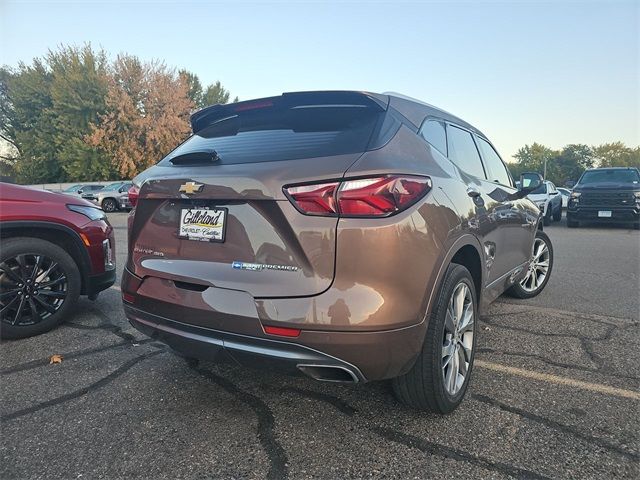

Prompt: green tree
[
  {"left": 593, "top": 142, "right": 640, "bottom": 168},
  {"left": 179, "top": 69, "right": 204, "bottom": 108},
  {"left": 47, "top": 45, "right": 112, "bottom": 180},
  {"left": 0, "top": 45, "right": 112, "bottom": 182},
  {"left": 0, "top": 59, "right": 59, "bottom": 183},
  {"left": 509, "top": 143, "right": 556, "bottom": 180},
  {"left": 202, "top": 80, "right": 234, "bottom": 106}
]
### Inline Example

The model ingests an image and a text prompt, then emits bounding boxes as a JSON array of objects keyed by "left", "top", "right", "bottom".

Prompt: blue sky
[{"left": 1, "top": 0, "right": 638, "bottom": 161}]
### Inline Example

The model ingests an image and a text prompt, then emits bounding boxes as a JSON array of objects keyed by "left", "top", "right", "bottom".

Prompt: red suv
[{"left": 0, "top": 183, "right": 116, "bottom": 339}]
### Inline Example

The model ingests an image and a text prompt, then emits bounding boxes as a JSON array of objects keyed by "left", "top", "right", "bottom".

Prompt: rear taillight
[
  {"left": 284, "top": 175, "right": 431, "bottom": 217},
  {"left": 128, "top": 185, "right": 140, "bottom": 207}
]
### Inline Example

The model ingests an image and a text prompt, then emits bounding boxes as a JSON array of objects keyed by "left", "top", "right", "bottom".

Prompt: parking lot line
[{"left": 475, "top": 360, "right": 640, "bottom": 400}]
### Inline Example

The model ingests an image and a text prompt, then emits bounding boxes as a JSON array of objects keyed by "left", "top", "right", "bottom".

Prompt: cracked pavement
[{"left": 1, "top": 215, "right": 638, "bottom": 479}]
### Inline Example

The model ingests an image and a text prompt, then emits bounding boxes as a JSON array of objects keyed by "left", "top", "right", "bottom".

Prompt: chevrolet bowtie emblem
[{"left": 179, "top": 182, "right": 203, "bottom": 195}]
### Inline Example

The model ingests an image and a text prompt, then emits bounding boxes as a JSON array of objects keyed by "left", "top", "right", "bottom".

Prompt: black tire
[
  {"left": 0, "top": 237, "right": 81, "bottom": 339},
  {"left": 553, "top": 204, "right": 562, "bottom": 222},
  {"left": 567, "top": 218, "right": 579, "bottom": 228},
  {"left": 506, "top": 230, "right": 553, "bottom": 299},
  {"left": 392, "top": 264, "right": 477, "bottom": 413},
  {"left": 101, "top": 198, "right": 118, "bottom": 212},
  {"left": 543, "top": 205, "right": 552, "bottom": 226}
]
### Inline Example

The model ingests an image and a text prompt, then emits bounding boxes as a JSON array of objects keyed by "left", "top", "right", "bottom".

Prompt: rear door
[
  {"left": 475, "top": 135, "right": 533, "bottom": 271},
  {"left": 129, "top": 92, "right": 387, "bottom": 298}
]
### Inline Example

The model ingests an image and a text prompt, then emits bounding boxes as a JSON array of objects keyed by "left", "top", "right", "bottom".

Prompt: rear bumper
[
  {"left": 125, "top": 304, "right": 367, "bottom": 382},
  {"left": 121, "top": 268, "right": 426, "bottom": 382}
]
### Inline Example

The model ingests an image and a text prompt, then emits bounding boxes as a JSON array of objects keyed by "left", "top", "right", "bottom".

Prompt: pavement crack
[
  {"left": 1, "top": 349, "right": 163, "bottom": 422},
  {"left": 280, "top": 386, "right": 357, "bottom": 416},
  {"left": 371, "top": 426, "right": 551, "bottom": 480},
  {"left": 189, "top": 364, "right": 288, "bottom": 480},
  {"left": 0, "top": 338, "right": 158, "bottom": 375},
  {"left": 471, "top": 394, "right": 639, "bottom": 462},
  {"left": 282, "top": 386, "right": 549, "bottom": 479},
  {"left": 475, "top": 347, "right": 639, "bottom": 381},
  {"left": 479, "top": 316, "right": 613, "bottom": 341},
  {"left": 66, "top": 306, "right": 137, "bottom": 342}
]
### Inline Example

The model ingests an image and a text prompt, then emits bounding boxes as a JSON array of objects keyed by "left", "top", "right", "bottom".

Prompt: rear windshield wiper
[{"left": 169, "top": 150, "right": 220, "bottom": 166}]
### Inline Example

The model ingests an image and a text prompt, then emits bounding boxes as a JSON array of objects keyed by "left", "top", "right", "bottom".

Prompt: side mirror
[
  {"left": 519, "top": 172, "right": 543, "bottom": 192},
  {"left": 77, "top": 190, "right": 83, "bottom": 194},
  {"left": 510, "top": 172, "right": 543, "bottom": 200}
]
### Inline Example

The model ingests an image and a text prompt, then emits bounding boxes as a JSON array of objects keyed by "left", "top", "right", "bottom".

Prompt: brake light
[
  {"left": 284, "top": 175, "right": 431, "bottom": 217},
  {"left": 128, "top": 185, "right": 140, "bottom": 207},
  {"left": 285, "top": 182, "right": 339, "bottom": 215}
]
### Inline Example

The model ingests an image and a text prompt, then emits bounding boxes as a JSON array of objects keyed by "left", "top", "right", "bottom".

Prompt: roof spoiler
[{"left": 189, "top": 91, "right": 388, "bottom": 134}]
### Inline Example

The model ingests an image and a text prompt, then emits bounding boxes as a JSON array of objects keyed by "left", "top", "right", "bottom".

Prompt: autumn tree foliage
[
  {"left": 87, "top": 56, "right": 193, "bottom": 178},
  {"left": 0, "top": 44, "right": 237, "bottom": 182}
]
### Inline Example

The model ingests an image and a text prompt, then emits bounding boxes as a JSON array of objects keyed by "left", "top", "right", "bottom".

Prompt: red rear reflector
[
  {"left": 122, "top": 293, "right": 136, "bottom": 304},
  {"left": 263, "top": 325, "right": 301, "bottom": 337},
  {"left": 128, "top": 185, "right": 140, "bottom": 207},
  {"left": 284, "top": 175, "right": 431, "bottom": 217}
]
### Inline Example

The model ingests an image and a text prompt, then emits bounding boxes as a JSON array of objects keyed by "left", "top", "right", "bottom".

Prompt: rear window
[
  {"left": 161, "top": 105, "right": 382, "bottom": 165},
  {"left": 579, "top": 169, "right": 640, "bottom": 185}
]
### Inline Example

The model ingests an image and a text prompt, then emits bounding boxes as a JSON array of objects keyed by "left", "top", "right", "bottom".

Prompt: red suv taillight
[
  {"left": 128, "top": 185, "right": 140, "bottom": 207},
  {"left": 284, "top": 175, "right": 431, "bottom": 217}
]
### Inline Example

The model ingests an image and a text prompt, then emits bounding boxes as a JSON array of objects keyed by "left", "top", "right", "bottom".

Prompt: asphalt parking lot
[{"left": 1, "top": 213, "right": 638, "bottom": 479}]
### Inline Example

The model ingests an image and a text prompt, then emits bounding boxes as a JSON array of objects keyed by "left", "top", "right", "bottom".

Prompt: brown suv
[{"left": 122, "top": 91, "right": 552, "bottom": 412}]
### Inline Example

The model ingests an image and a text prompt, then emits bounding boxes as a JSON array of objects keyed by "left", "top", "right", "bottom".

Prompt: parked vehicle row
[
  {"left": 81, "top": 181, "right": 133, "bottom": 212},
  {"left": 58, "top": 182, "right": 133, "bottom": 212},
  {"left": 517, "top": 167, "right": 639, "bottom": 229}
]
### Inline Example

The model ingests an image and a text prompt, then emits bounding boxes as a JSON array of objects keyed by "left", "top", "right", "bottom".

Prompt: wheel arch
[
  {"left": 0, "top": 221, "right": 91, "bottom": 294},
  {"left": 427, "top": 234, "right": 484, "bottom": 318}
]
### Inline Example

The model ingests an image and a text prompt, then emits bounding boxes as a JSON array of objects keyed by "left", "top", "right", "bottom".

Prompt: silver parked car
[
  {"left": 83, "top": 182, "right": 133, "bottom": 212},
  {"left": 62, "top": 184, "right": 105, "bottom": 198}
]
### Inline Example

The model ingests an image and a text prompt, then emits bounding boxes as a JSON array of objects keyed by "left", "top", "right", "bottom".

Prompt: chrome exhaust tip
[{"left": 297, "top": 364, "right": 360, "bottom": 383}]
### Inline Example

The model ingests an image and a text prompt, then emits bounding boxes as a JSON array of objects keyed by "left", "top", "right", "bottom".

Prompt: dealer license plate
[
  {"left": 598, "top": 210, "right": 612, "bottom": 218},
  {"left": 178, "top": 207, "right": 227, "bottom": 242}
]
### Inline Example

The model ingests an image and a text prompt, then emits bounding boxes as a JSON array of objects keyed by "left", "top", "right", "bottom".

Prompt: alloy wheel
[
  {"left": 102, "top": 199, "right": 117, "bottom": 212},
  {"left": 520, "top": 237, "right": 550, "bottom": 293},
  {"left": 442, "top": 282, "right": 474, "bottom": 396},
  {"left": 0, "top": 254, "right": 68, "bottom": 326}
]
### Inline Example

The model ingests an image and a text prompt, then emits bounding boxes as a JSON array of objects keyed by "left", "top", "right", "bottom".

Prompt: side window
[
  {"left": 446, "top": 125, "right": 486, "bottom": 179},
  {"left": 475, "top": 137, "right": 513, "bottom": 187},
  {"left": 419, "top": 119, "right": 447, "bottom": 155}
]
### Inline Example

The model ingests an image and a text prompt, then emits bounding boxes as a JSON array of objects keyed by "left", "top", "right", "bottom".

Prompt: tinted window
[
  {"left": 161, "top": 105, "right": 382, "bottom": 165},
  {"left": 476, "top": 137, "right": 512, "bottom": 186},
  {"left": 578, "top": 169, "right": 640, "bottom": 185},
  {"left": 420, "top": 120, "right": 447, "bottom": 155},
  {"left": 446, "top": 126, "right": 486, "bottom": 179},
  {"left": 530, "top": 183, "right": 547, "bottom": 195}
]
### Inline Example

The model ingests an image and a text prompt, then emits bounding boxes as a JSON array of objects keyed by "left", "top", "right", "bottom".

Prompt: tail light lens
[
  {"left": 128, "top": 185, "right": 140, "bottom": 207},
  {"left": 285, "top": 175, "right": 431, "bottom": 217}
]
